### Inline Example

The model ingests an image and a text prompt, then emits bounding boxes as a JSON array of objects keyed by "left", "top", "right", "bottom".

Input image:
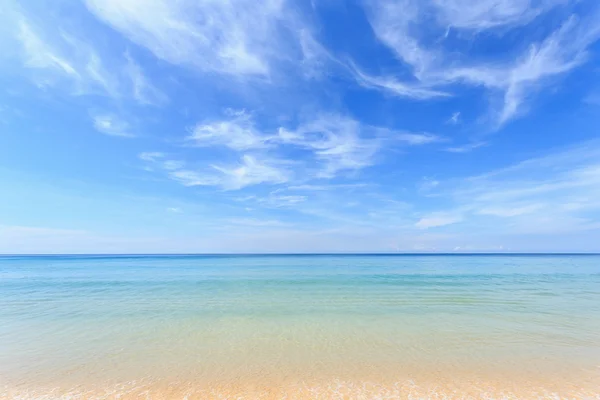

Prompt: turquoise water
[{"left": 1, "top": 254, "right": 600, "bottom": 397}]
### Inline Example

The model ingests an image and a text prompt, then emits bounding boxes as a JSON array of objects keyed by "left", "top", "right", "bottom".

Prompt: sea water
[{"left": 1, "top": 254, "right": 599, "bottom": 399}]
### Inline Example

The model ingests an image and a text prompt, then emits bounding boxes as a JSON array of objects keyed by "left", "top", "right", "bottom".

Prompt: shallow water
[{"left": 1, "top": 254, "right": 599, "bottom": 399}]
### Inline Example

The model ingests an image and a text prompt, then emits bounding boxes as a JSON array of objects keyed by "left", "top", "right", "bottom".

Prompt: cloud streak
[
  {"left": 12, "top": 15, "right": 122, "bottom": 97},
  {"left": 125, "top": 52, "right": 168, "bottom": 105},
  {"left": 364, "top": 0, "right": 600, "bottom": 127},
  {"left": 188, "top": 110, "right": 271, "bottom": 151},
  {"left": 139, "top": 152, "right": 291, "bottom": 190},
  {"left": 349, "top": 64, "right": 450, "bottom": 100},
  {"left": 18, "top": 20, "right": 79, "bottom": 80},
  {"left": 183, "top": 110, "right": 442, "bottom": 183},
  {"left": 91, "top": 113, "right": 134, "bottom": 138},
  {"left": 421, "top": 140, "right": 600, "bottom": 234},
  {"left": 84, "top": 0, "right": 293, "bottom": 77},
  {"left": 415, "top": 213, "right": 463, "bottom": 229},
  {"left": 5, "top": 3, "right": 168, "bottom": 106}
]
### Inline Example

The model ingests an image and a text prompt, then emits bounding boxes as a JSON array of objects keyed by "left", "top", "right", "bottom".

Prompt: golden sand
[{"left": 3, "top": 371, "right": 599, "bottom": 400}]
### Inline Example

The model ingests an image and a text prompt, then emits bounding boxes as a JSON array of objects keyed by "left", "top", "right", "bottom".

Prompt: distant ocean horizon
[
  {"left": 3, "top": 252, "right": 600, "bottom": 256},
  {"left": 2, "top": 253, "right": 599, "bottom": 399}
]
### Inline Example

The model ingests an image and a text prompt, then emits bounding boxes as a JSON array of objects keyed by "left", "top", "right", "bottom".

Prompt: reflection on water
[{"left": 1, "top": 255, "right": 599, "bottom": 398}]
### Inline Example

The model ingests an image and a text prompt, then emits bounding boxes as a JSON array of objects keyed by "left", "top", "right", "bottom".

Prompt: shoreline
[
  {"left": 3, "top": 376, "right": 600, "bottom": 400},
  {"left": 4, "top": 367, "right": 600, "bottom": 400}
]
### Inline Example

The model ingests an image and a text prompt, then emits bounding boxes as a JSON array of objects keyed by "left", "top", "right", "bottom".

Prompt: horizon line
[{"left": 2, "top": 252, "right": 600, "bottom": 257}]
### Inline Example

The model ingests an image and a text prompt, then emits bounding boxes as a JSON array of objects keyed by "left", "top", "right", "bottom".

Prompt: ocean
[{"left": 1, "top": 254, "right": 599, "bottom": 399}]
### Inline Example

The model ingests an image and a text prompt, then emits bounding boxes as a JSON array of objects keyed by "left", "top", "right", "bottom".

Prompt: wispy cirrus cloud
[
  {"left": 81, "top": 0, "right": 465, "bottom": 106},
  {"left": 287, "top": 183, "right": 370, "bottom": 191},
  {"left": 183, "top": 110, "right": 441, "bottom": 182},
  {"left": 432, "top": 0, "right": 563, "bottom": 30},
  {"left": 16, "top": 19, "right": 118, "bottom": 95},
  {"left": 138, "top": 152, "right": 165, "bottom": 162},
  {"left": 234, "top": 191, "right": 309, "bottom": 208},
  {"left": 6, "top": 2, "right": 166, "bottom": 106},
  {"left": 349, "top": 64, "right": 450, "bottom": 100},
  {"left": 277, "top": 114, "right": 441, "bottom": 178},
  {"left": 476, "top": 204, "right": 542, "bottom": 217},
  {"left": 277, "top": 115, "right": 381, "bottom": 178},
  {"left": 5, "top": 0, "right": 600, "bottom": 254},
  {"left": 188, "top": 109, "right": 271, "bottom": 151},
  {"left": 415, "top": 213, "right": 463, "bottom": 229},
  {"left": 211, "top": 155, "right": 291, "bottom": 189},
  {"left": 419, "top": 140, "right": 600, "bottom": 234},
  {"left": 447, "top": 112, "right": 461, "bottom": 125},
  {"left": 84, "top": 0, "right": 295, "bottom": 77},
  {"left": 124, "top": 52, "right": 167, "bottom": 106},
  {"left": 493, "top": 15, "right": 600, "bottom": 125},
  {"left": 91, "top": 113, "right": 134, "bottom": 138},
  {"left": 363, "top": 0, "right": 600, "bottom": 127},
  {"left": 139, "top": 152, "right": 291, "bottom": 190},
  {"left": 17, "top": 20, "right": 79, "bottom": 81},
  {"left": 445, "top": 141, "right": 488, "bottom": 153},
  {"left": 225, "top": 217, "right": 288, "bottom": 227}
]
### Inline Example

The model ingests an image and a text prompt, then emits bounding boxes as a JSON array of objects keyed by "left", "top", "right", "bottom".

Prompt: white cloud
[
  {"left": 140, "top": 153, "right": 290, "bottom": 190},
  {"left": 234, "top": 190, "right": 308, "bottom": 208},
  {"left": 91, "top": 113, "right": 134, "bottom": 137},
  {"left": 125, "top": 52, "right": 167, "bottom": 105},
  {"left": 418, "top": 177, "right": 440, "bottom": 193},
  {"left": 365, "top": 0, "right": 433, "bottom": 76},
  {"left": 286, "top": 116, "right": 440, "bottom": 178},
  {"left": 139, "top": 152, "right": 165, "bottom": 162},
  {"left": 166, "top": 169, "right": 221, "bottom": 187},
  {"left": 84, "top": 0, "right": 290, "bottom": 77},
  {"left": 494, "top": 15, "right": 599, "bottom": 124},
  {"left": 226, "top": 217, "right": 287, "bottom": 227},
  {"left": 190, "top": 111, "right": 382, "bottom": 179},
  {"left": 18, "top": 20, "right": 79, "bottom": 80},
  {"left": 278, "top": 115, "right": 380, "bottom": 178},
  {"left": 298, "top": 29, "right": 333, "bottom": 80},
  {"left": 162, "top": 160, "right": 184, "bottom": 171},
  {"left": 167, "top": 207, "right": 182, "bottom": 213},
  {"left": 349, "top": 64, "right": 449, "bottom": 99},
  {"left": 211, "top": 155, "right": 290, "bottom": 190},
  {"left": 8, "top": 0, "right": 600, "bottom": 136},
  {"left": 477, "top": 204, "right": 542, "bottom": 217},
  {"left": 415, "top": 213, "right": 463, "bottom": 229},
  {"left": 188, "top": 109, "right": 271, "bottom": 151},
  {"left": 6, "top": 4, "right": 169, "bottom": 106},
  {"left": 447, "top": 112, "right": 461, "bottom": 125},
  {"left": 184, "top": 111, "right": 440, "bottom": 181},
  {"left": 287, "top": 183, "right": 370, "bottom": 191},
  {"left": 81, "top": 47, "right": 119, "bottom": 97},
  {"left": 394, "top": 131, "right": 441, "bottom": 145},
  {"left": 364, "top": 0, "right": 600, "bottom": 126},
  {"left": 432, "top": 0, "right": 562, "bottom": 31},
  {"left": 15, "top": 17, "right": 121, "bottom": 97},
  {"left": 446, "top": 141, "right": 488, "bottom": 153},
  {"left": 459, "top": 146, "right": 600, "bottom": 206},
  {"left": 423, "top": 141, "right": 600, "bottom": 234},
  {"left": 262, "top": 193, "right": 307, "bottom": 207}
]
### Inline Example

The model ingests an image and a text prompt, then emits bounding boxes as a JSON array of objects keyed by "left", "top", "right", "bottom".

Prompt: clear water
[{"left": 1, "top": 254, "right": 599, "bottom": 398}]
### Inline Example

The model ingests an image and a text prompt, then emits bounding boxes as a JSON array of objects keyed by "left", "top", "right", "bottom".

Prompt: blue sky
[{"left": 1, "top": 0, "right": 600, "bottom": 253}]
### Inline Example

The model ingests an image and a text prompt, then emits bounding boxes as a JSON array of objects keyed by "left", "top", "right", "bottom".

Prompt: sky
[{"left": 1, "top": 0, "right": 600, "bottom": 253}]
